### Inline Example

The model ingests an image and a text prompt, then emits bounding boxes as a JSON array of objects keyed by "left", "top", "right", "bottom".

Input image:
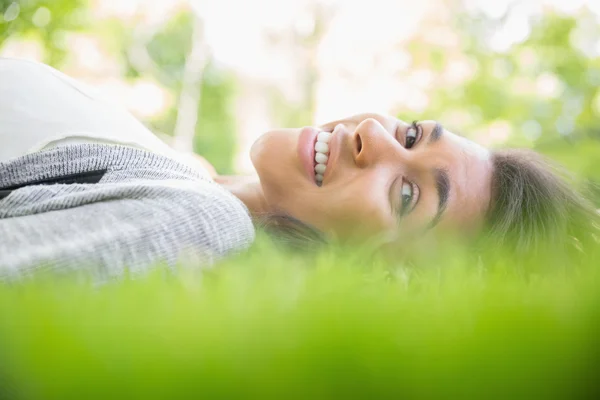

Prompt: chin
[
  {"left": 251, "top": 128, "right": 299, "bottom": 171},
  {"left": 250, "top": 128, "right": 304, "bottom": 207},
  {"left": 250, "top": 131, "right": 270, "bottom": 164}
]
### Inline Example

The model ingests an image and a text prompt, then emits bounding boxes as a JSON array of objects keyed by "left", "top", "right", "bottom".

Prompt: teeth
[
  {"left": 314, "top": 141, "right": 329, "bottom": 154},
  {"left": 313, "top": 131, "right": 331, "bottom": 186},
  {"left": 317, "top": 131, "right": 332, "bottom": 143},
  {"left": 315, "top": 152, "right": 328, "bottom": 164}
]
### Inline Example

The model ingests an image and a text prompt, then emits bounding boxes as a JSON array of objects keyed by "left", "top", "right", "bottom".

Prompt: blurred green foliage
[
  {"left": 0, "top": 0, "right": 88, "bottom": 65},
  {"left": 142, "top": 11, "right": 237, "bottom": 173},
  {"left": 1, "top": 1, "right": 237, "bottom": 173},
  {"left": 2, "top": 1, "right": 600, "bottom": 183},
  {"left": 403, "top": 7, "right": 600, "bottom": 202}
]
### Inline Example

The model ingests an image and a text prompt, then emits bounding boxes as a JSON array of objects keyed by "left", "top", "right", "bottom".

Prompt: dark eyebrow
[
  {"left": 427, "top": 168, "right": 450, "bottom": 229},
  {"left": 428, "top": 122, "right": 444, "bottom": 143}
]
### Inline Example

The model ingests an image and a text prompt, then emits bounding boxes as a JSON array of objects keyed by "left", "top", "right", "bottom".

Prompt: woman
[{"left": 0, "top": 58, "right": 596, "bottom": 282}]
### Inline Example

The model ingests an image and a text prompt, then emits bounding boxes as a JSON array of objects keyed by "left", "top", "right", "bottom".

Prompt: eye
[
  {"left": 392, "top": 178, "right": 420, "bottom": 220},
  {"left": 405, "top": 121, "right": 422, "bottom": 149},
  {"left": 400, "top": 181, "right": 417, "bottom": 216}
]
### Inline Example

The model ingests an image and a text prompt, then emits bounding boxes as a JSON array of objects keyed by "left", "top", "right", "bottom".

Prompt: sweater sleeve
[{"left": 0, "top": 178, "right": 255, "bottom": 284}]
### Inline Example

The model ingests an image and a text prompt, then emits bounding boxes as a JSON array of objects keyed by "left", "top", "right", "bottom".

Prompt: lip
[{"left": 297, "top": 126, "right": 320, "bottom": 185}]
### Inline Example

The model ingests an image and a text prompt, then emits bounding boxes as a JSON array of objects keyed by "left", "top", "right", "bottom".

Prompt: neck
[{"left": 214, "top": 174, "right": 270, "bottom": 217}]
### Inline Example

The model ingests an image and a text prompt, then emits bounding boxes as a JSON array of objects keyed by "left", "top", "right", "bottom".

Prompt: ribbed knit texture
[{"left": 0, "top": 144, "right": 255, "bottom": 284}]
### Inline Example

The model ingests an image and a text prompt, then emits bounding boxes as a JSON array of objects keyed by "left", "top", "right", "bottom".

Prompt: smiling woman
[
  {"left": 236, "top": 112, "right": 599, "bottom": 260},
  {"left": 0, "top": 59, "right": 598, "bottom": 282},
  {"left": 247, "top": 114, "right": 494, "bottom": 239}
]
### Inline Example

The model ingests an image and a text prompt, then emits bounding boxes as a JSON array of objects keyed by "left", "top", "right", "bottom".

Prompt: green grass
[{"left": 0, "top": 237, "right": 598, "bottom": 400}]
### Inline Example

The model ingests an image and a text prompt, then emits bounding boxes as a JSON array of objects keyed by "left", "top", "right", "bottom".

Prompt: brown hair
[
  {"left": 256, "top": 213, "right": 327, "bottom": 252},
  {"left": 482, "top": 149, "right": 599, "bottom": 260}
]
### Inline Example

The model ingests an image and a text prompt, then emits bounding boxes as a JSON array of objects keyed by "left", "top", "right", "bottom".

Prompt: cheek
[
  {"left": 293, "top": 173, "right": 396, "bottom": 238},
  {"left": 326, "top": 194, "right": 395, "bottom": 238}
]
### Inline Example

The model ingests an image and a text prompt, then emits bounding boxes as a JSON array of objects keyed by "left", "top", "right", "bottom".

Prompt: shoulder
[
  {"left": 75, "top": 177, "right": 256, "bottom": 258},
  {"left": 135, "top": 178, "right": 256, "bottom": 253},
  {"left": 0, "top": 178, "right": 255, "bottom": 282},
  {"left": 0, "top": 144, "right": 256, "bottom": 278}
]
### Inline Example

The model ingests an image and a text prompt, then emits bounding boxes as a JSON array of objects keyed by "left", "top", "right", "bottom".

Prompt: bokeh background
[{"left": 2, "top": 0, "right": 600, "bottom": 201}]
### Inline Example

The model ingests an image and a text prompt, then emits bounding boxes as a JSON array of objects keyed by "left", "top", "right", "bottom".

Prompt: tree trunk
[{"left": 172, "top": 15, "right": 207, "bottom": 153}]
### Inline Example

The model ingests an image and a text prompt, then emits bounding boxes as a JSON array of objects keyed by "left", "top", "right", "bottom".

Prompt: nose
[{"left": 353, "top": 118, "right": 406, "bottom": 168}]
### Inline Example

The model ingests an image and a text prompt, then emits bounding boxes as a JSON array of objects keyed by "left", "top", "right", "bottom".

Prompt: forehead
[
  {"left": 433, "top": 129, "right": 493, "bottom": 233},
  {"left": 444, "top": 128, "right": 490, "bottom": 162}
]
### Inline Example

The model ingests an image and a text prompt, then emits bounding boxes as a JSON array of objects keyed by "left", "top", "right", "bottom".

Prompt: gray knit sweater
[{"left": 0, "top": 144, "right": 255, "bottom": 283}]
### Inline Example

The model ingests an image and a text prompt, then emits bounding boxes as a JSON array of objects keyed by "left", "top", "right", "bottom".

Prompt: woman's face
[{"left": 251, "top": 113, "right": 493, "bottom": 243}]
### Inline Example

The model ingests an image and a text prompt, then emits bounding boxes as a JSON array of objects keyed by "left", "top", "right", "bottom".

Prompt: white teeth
[
  {"left": 313, "top": 130, "right": 332, "bottom": 186},
  {"left": 317, "top": 131, "right": 332, "bottom": 143},
  {"left": 314, "top": 141, "right": 329, "bottom": 154},
  {"left": 315, "top": 152, "right": 328, "bottom": 164}
]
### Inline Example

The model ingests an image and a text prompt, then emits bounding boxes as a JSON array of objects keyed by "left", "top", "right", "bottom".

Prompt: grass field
[{"left": 0, "top": 236, "right": 598, "bottom": 400}]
